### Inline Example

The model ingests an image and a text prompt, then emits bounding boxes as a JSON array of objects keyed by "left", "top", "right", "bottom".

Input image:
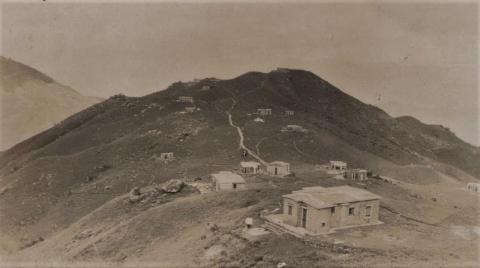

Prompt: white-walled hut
[
  {"left": 330, "top": 161, "right": 347, "bottom": 171},
  {"left": 158, "top": 152, "right": 174, "bottom": 161},
  {"left": 467, "top": 182, "right": 480, "bottom": 193},
  {"left": 266, "top": 161, "right": 290, "bottom": 176},
  {"left": 285, "top": 110, "right": 295, "bottom": 116},
  {"left": 344, "top": 169, "right": 368, "bottom": 181},
  {"left": 257, "top": 108, "right": 272, "bottom": 115},
  {"left": 240, "top": 161, "right": 261, "bottom": 175},
  {"left": 211, "top": 171, "right": 246, "bottom": 191},
  {"left": 177, "top": 96, "right": 194, "bottom": 103}
]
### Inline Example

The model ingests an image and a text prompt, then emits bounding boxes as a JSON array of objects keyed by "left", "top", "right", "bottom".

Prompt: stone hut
[
  {"left": 330, "top": 161, "right": 347, "bottom": 171},
  {"left": 240, "top": 161, "right": 261, "bottom": 175},
  {"left": 257, "top": 108, "right": 272, "bottom": 116},
  {"left": 178, "top": 96, "right": 194, "bottom": 103},
  {"left": 279, "top": 186, "right": 381, "bottom": 234},
  {"left": 344, "top": 169, "right": 368, "bottom": 181},
  {"left": 266, "top": 161, "right": 290, "bottom": 176},
  {"left": 211, "top": 171, "right": 246, "bottom": 191},
  {"left": 467, "top": 182, "right": 480, "bottom": 193},
  {"left": 158, "top": 152, "right": 174, "bottom": 161}
]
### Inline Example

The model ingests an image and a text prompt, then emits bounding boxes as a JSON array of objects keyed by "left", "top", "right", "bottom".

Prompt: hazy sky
[{"left": 1, "top": 1, "right": 478, "bottom": 145}]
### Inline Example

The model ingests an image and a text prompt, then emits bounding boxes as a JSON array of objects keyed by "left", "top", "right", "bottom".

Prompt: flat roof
[
  {"left": 211, "top": 171, "right": 245, "bottom": 184},
  {"left": 345, "top": 169, "right": 367, "bottom": 173},
  {"left": 330, "top": 161, "right": 347, "bottom": 166},
  {"left": 269, "top": 161, "right": 290, "bottom": 166},
  {"left": 241, "top": 161, "right": 261, "bottom": 167},
  {"left": 283, "top": 186, "right": 380, "bottom": 209}
]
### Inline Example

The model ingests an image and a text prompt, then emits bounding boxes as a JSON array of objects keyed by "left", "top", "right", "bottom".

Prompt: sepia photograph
[{"left": 0, "top": 0, "right": 478, "bottom": 267}]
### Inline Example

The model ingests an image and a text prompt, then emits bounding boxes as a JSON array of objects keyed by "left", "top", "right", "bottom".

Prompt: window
[
  {"left": 233, "top": 183, "right": 237, "bottom": 189},
  {"left": 322, "top": 222, "right": 326, "bottom": 227},
  {"left": 331, "top": 207, "right": 335, "bottom": 214},
  {"left": 349, "top": 207, "right": 355, "bottom": 215},
  {"left": 288, "top": 205, "right": 293, "bottom": 215},
  {"left": 366, "top": 206, "right": 372, "bottom": 217}
]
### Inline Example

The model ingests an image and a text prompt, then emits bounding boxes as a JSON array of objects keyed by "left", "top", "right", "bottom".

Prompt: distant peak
[
  {"left": 268, "top": 67, "right": 318, "bottom": 78},
  {"left": 395, "top": 115, "right": 419, "bottom": 122},
  {"left": 272, "top": 67, "right": 291, "bottom": 73},
  {"left": 1, "top": 56, "right": 54, "bottom": 84}
]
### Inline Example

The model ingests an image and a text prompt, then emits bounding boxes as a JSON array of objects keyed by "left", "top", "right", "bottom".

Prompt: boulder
[
  {"left": 161, "top": 179, "right": 185, "bottom": 193},
  {"left": 75, "top": 229, "right": 94, "bottom": 240},
  {"left": 205, "top": 222, "right": 219, "bottom": 232},
  {"left": 129, "top": 187, "right": 143, "bottom": 203},
  {"left": 20, "top": 236, "right": 44, "bottom": 249}
]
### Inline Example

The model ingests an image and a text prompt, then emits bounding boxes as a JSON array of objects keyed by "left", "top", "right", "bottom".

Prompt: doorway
[
  {"left": 275, "top": 167, "right": 278, "bottom": 175},
  {"left": 301, "top": 207, "right": 307, "bottom": 228}
]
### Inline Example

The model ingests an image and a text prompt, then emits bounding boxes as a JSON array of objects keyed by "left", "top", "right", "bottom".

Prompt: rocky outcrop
[
  {"left": 161, "top": 179, "right": 185, "bottom": 193},
  {"left": 129, "top": 187, "right": 144, "bottom": 203}
]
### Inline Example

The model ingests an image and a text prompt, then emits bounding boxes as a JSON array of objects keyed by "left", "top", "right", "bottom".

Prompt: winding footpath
[{"left": 226, "top": 98, "right": 268, "bottom": 166}]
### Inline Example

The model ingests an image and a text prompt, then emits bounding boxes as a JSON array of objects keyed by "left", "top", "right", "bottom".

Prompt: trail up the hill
[{"left": 227, "top": 98, "right": 268, "bottom": 166}]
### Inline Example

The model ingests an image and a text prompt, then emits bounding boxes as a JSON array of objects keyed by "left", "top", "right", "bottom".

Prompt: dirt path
[
  {"left": 226, "top": 98, "right": 268, "bottom": 166},
  {"left": 293, "top": 138, "right": 309, "bottom": 157},
  {"left": 255, "top": 138, "right": 265, "bottom": 156}
]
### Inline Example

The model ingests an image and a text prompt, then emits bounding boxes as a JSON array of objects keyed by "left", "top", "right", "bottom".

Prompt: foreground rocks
[
  {"left": 160, "top": 179, "right": 185, "bottom": 193},
  {"left": 205, "top": 222, "right": 219, "bottom": 232},
  {"left": 129, "top": 187, "right": 144, "bottom": 203},
  {"left": 128, "top": 180, "right": 190, "bottom": 205}
]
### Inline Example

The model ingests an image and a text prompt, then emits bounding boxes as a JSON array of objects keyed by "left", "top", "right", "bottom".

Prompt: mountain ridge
[
  {"left": 0, "top": 56, "right": 102, "bottom": 151},
  {"left": 1, "top": 67, "right": 477, "bottom": 176}
]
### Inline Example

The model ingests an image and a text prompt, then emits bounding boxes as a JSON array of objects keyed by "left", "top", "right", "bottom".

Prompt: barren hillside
[{"left": 0, "top": 68, "right": 478, "bottom": 266}]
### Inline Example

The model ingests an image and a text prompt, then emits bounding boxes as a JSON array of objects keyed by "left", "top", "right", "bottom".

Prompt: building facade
[
  {"left": 178, "top": 96, "right": 194, "bottom": 103},
  {"left": 467, "top": 182, "right": 480, "bottom": 193},
  {"left": 158, "top": 152, "right": 174, "bottom": 161},
  {"left": 330, "top": 161, "right": 347, "bottom": 171},
  {"left": 344, "top": 169, "right": 368, "bottom": 181},
  {"left": 211, "top": 171, "right": 246, "bottom": 191},
  {"left": 240, "top": 161, "right": 261, "bottom": 174},
  {"left": 257, "top": 108, "right": 272, "bottom": 115},
  {"left": 266, "top": 161, "right": 290, "bottom": 176}
]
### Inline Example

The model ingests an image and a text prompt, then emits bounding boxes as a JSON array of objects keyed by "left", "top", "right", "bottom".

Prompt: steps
[
  {"left": 262, "top": 218, "right": 304, "bottom": 239},
  {"left": 262, "top": 221, "right": 285, "bottom": 235}
]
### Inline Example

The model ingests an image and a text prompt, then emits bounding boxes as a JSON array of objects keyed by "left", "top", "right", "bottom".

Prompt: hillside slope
[
  {"left": 0, "top": 57, "right": 102, "bottom": 151},
  {"left": 0, "top": 68, "right": 478, "bottom": 265}
]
